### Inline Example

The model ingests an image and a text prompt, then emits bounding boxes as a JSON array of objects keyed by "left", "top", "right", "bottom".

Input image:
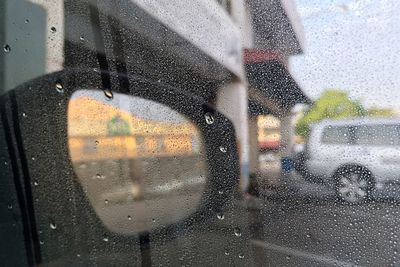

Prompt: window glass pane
[
  {"left": 355, "top": 125, "right": 400, "bottom": 146},
  {"left": 321, "top": 126, "right": 350, "bottom": 144}
]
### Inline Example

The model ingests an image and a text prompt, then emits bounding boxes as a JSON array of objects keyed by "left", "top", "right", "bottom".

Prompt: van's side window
[
  {"left": 354, "top": 125, "right": 400, "bottom": 146},
  {"left": 321, "top": 126, "right": 350, "bottom": 144}
]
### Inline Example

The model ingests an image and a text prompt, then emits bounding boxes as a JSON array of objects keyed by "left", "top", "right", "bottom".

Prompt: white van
[{"left": 305, "top": 118, "right": 400, "bottom": 203}]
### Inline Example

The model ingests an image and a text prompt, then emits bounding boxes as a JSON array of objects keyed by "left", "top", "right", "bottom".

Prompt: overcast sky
[{"left": 290, "top": 0, "right": 400, "bottom": 108}]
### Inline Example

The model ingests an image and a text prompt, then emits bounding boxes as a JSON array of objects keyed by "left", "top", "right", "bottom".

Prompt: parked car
[{"left": 303, "top": 118, "right": 400, "bottom": 203}]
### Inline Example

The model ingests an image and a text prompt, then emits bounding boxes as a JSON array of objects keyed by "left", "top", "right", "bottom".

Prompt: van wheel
[{"left": 335, "top": 166, "right": 373, "bottom": 204}]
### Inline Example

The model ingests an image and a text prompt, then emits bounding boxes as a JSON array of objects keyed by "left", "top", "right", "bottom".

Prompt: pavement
[
  {"left": 67, "top": 157, "right": 400, "bottom": 266},
  {"left": 243, "top": 164, "right": 400, "bottom": 266}
]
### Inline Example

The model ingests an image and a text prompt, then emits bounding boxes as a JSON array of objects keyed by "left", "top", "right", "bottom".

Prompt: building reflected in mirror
[{"left": 68, "top": 90, "right": 206, "bottom": 233}]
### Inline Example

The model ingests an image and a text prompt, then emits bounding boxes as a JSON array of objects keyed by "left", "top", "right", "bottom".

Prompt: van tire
[{"left": 334, "top": 166, "right": 374, "bottom": 204}]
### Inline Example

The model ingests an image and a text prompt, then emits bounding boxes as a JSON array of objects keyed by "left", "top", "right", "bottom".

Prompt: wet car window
[
  {"left": 355, "top": 124, "right": 400, "bottom": 146},
  {"left": 1, "top": 0, "right": 400, "bottom": 266},
  {"left": 321, "top": 126, "right": 350, "bottom": 144}
]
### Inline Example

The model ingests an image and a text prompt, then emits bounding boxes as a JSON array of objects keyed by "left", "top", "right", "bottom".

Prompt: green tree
[
  {"left": 295, "top": 89, "right": 367, "bottom": 138},
  {"left": 367, "top": 107, "right": 394, "bottom": 117},
  {"left": 107, "top": 115, "right": 131, "bottom": 136}
]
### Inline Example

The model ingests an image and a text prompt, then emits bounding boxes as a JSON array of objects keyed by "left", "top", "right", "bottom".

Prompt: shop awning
[{"left": 247, "top": 60, "right": 311, "bottom": 116}]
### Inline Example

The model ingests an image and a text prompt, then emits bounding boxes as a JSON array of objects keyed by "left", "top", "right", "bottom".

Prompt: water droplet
[
  {"left": 306, "top": 234, "right": 311, "bottom": 238},
  {"left": 50, "top": 26, "right": 56, "bottom": 33},
  {"left": 31, "top": 157, "right": 35, "bottom": 161},
  {"left": 104, "top": 89, "right": 113, "bottom": 100},
  {"left": 95, "top": 173, "right": 105, "bottom": 180},
  {"left": 219, "top": 146, "right": 227, "bottom": 153},
  {"left": 33, "top": 181, "right": 39, "bottom": 186},
  {"left": 79, "top": 35, "right": 85, "bottom": 41},
  {"left": 204, "top": 113, "right": 214, "bottom": 124},
  {"left": 95, "top": 140, "right": 99, "bottom": 145},
  {"left": 77, "top": 254, "right": 81, "bottom": 257},
  {"left": 7, "top": 203, "right": 13, "bottom": 210},
  {"left": 25, "top": 19, "right": 29, "bottom": 24},
  {"left": 152, "top": 218, "right": 156, "bottom": 223},
  {"left": 128, "top": 215, "right": 132, "bottom": 220},
  {"left": 224, "top": 249, "right": 230, "bottom": 256},
  {"left": 22, "top": 113, "right": 27, "bottom": 117},
  {"left": 103, "top": 236, "right": 109, "bottom": 242},
  {"left": 50, "top": 221, "right": 57, "bottom": 230},
  {"left": 39, "top": 240, "right": 44, "bottom": 245},
  {"left": 217, "top": 213, "right": 224, "bottom": 220},
  {"left": 238, "top": 253, "right": 245, "bottom": 259},
  {"left": 55, "top": 82, "right": 64, "bottom": 93},
  {"left": 3, "top": 44, "right": 11, "bottom": 53},
  {"left": 104, "top": 199, "right": 109, "bottom": 204},
  {"left": 218, "top": 190, "right": 224, "bottom": 195},
  {"left": 234, "top": 227, "right": 242, "bottom": 237}
]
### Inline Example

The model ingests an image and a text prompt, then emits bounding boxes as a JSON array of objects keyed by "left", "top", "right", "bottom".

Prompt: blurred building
[{"left": 243, "top": 0, "right": 311, "bottom": 181}]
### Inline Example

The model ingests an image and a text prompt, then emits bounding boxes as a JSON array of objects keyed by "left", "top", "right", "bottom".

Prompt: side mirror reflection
[{"left": 68, "top": 89, "right": 207, "bottom": 234}]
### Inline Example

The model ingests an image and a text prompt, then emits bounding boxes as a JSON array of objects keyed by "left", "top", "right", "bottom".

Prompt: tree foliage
[
  {"left": 295, "top": 89, "right": 367, "bottom": 138},
  {"left": 367, "top": 107, "right": 394, "bottom": 117}
]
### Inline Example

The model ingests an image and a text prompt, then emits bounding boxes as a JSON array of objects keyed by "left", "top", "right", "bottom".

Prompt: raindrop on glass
[
  {"left": 234, "top": 227, "right": 242, "bottom": 237},
  {"left": 218, "top": 190, "right": 224, "bottom": 195},
  {"left": 25, "top": 19, "right": 29, "bottom": 24},
  {"left": 224, "top": 249, "right": 230, "bottom": 256},
  {"left": 22, "top": 113, "right": 27, "bottom": 117},
  {"left": 95, "top": 174, "right": 105, "bottom": 180},
  {"left": 128, "top": 215, "right": 132, "bottom": 221},
  {"left": 103, "top": 236, "right": 109, "bottom": 242},
  {"left": 217, "top": 213, "right": 224, "bottom": 220},
  {"left": 33, "top": 181, "right": 39, "bottom": 187},
  {"left": 238, "top": 253, "right": 245, "bottom": 259},
  {"left": 50, "top": 26, "right": 56, "bottom": 33},
  {"left": 104, "top": 199, "right": 109, "bottom": 204},
  {"left": 55, "top": 82, "right": 64, "bottom": 93},
  {"left": 104, "top": 89, "right": 113, "bottom": 100},
  {"left": 39, "top": 240, "right": 44, "bottom": 245},
  {"left": 204, "top": 113, "right": 214, "bottom": 125},
  {"left": 219, "top": 146, "right": 227, "bottom": 153},
  {"left": 50, "top": 221, "right": 57, "bottom": 230},
  {"left": 79, "top": 35, "right": 85, "bottom": 41},
  {"left": 3, "top": 44, "right": 11, "bottom": 53},
  {"left": 7, "top": 203, "right": 12, "bottom": 210}
]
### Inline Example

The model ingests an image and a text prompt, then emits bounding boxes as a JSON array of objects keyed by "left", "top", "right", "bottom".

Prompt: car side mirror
[{"left": 0, "top": 69, "right": 240, "bottom": 264}]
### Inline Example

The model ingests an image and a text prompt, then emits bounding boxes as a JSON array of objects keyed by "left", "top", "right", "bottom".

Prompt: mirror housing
[{"left": 0, "top": 69, "right": 240, "bottom": 263}]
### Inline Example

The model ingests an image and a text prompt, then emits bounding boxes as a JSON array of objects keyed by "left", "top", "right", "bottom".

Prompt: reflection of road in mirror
[{"left": 68, "top": 89, "right": 207, "bottom": 234}]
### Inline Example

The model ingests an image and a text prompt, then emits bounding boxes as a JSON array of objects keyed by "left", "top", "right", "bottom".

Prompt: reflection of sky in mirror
[
  {"left": 71, "top": 89, "right": 188, "bottom": 123},
  {"left": 291, "top": 0, "right": 400, "bottom": 108}
]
